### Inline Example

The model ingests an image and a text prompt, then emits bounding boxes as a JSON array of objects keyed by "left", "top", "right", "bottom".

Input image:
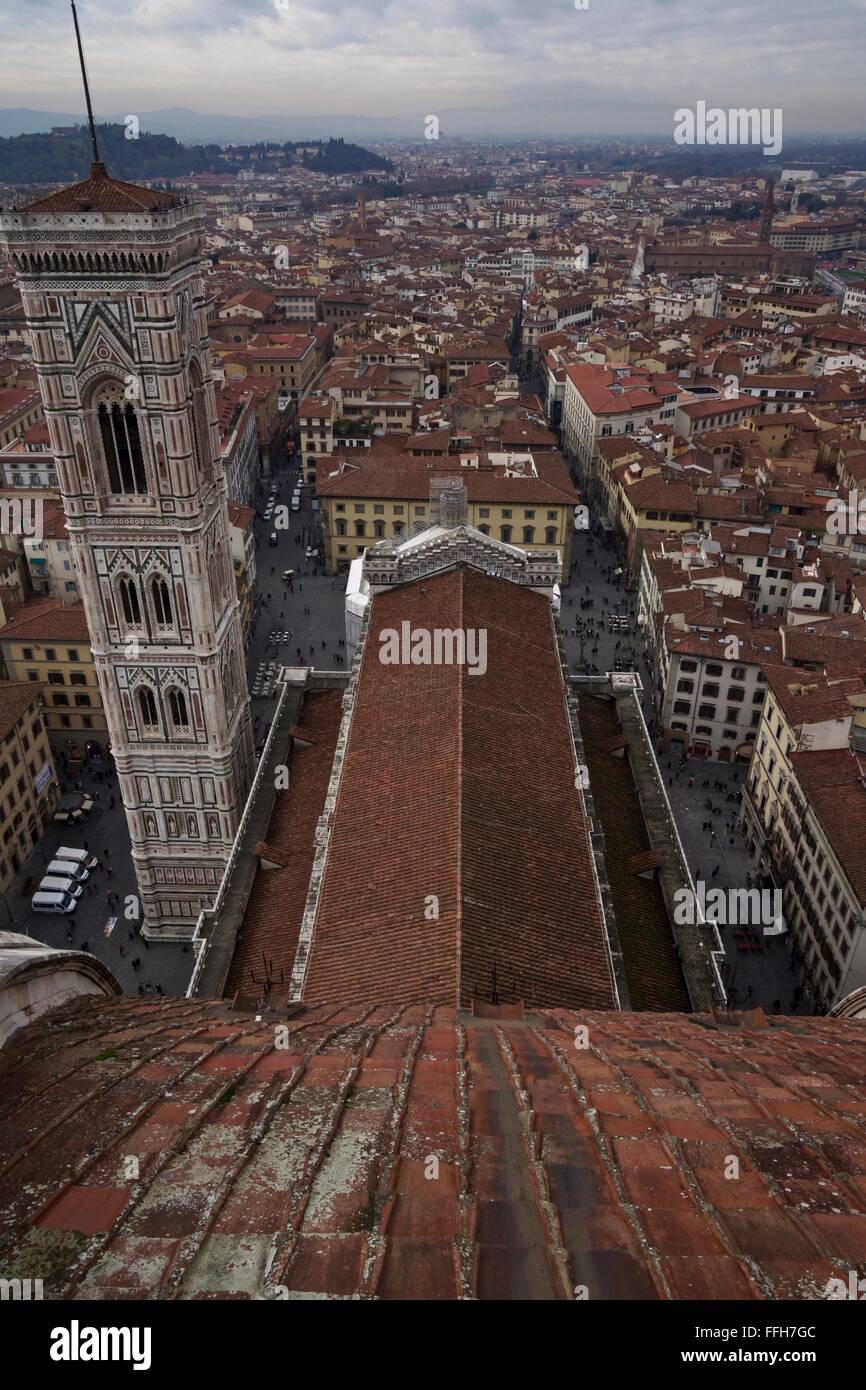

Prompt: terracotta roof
[
  {"left": 226, "top": 499, "right": 254, "bottom": 531},
  {"left": 316, "top": 451, "right": 579, "bottom": 507},
  {"left": 789, "top": 748, "right": 866, "bottom": 904},
  {"left": 0, "top": 597, "right": 90, "bottom": 643},
  {"left": 21, "top": 163, "right": 180, "bottom": 215},
  {"left": 0, "top": 386, "right": 39, "bottom": 419},
  {"left": 3, "top": 996, "right": 866, "bottom": 1299},
  {"left": 763, "top": 665, "right": 864, "bottom": 728},
  {"left": 300, "top": 568, "right": 616, "bottom": 1012},
  {"left": 0, "top": 678, "right": 44, "bottom": 740},
  {"left": 226, "top": 690, "right": 344, "bottom": 999},
  {"left": 565, "top": 363, "right": 669, "bottom": 415}
]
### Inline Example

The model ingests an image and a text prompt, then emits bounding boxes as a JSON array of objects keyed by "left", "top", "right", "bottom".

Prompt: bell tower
[{"left": 0, "top": 10, "right": 255, "bottom": 938}]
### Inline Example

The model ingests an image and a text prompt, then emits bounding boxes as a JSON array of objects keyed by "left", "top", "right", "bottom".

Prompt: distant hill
[
  {"left": 0, "top": 124, "right": 393, "bottom": 185},
  {"left": 0, "top": 107, "right": 424, "bottom": 144},
  {"left": 301, "top": 138, "right": 392, "bottom": 175},
  {"left": 0, "top": 125, "right": 218, "bottom": 184}
]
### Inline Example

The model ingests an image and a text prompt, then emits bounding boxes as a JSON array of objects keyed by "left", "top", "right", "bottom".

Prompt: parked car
[
  {"left": 45, "top": 857, "right": 88, "bottom": 883},
  {"left": 38, "top": 875, "right": 84, "bottom": 899},
  {"left": 32, "top": 889, "right": 78, "bottom": 915},
  {"left": 55, "top": 846, "right": 99, "bottom": 871}
]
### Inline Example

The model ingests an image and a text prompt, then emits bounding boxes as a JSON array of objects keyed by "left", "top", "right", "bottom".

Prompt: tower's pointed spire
[{"left": 71, "top": 0, "right": 105, "bottom": 176}]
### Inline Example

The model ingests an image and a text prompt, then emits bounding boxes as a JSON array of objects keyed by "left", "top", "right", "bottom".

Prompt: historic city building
[{"left": 0, "top": 161, "right": 256, "bottom": 936}]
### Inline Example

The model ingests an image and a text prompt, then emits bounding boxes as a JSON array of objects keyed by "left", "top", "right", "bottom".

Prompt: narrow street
[
  {"left": 562, "top": 512, "right": 806, "bottom": 1015},
  {"left": 5, "top": 762, "right": 194, "bottom": 997}
]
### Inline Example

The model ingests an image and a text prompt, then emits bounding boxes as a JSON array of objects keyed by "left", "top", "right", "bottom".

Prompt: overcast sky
[{"left": 1, "top": 0, "right": 865, "bottom": 136}]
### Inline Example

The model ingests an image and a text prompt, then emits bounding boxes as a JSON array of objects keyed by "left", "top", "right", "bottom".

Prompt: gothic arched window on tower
[
  {"left": 118, "top": 575, "right": 143, "bottom": 627},
  {"left": 189, "top": 362, "right": 212, "bottom": 482},
  {"left": 98, "top": 400, "right": 148, "bottom": 494},
  {"left": 151, "top": 576, "right": 173, "bottom": 627},
  {"left": 167, "top": 688, "right": 190, "bottom": 732},
  {"left": 138, "top": 686, "right": 159, "bottom": 731}
]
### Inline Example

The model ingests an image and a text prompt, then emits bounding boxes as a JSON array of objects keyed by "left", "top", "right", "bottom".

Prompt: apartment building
[
  {"left": 492, "top": 205, "right": 554, "bottom": 230},
  {"left": 316, "top": 448, "right": 579, "bottom": 577},
  {"left": 246, "top": 331, "right": 320, "bottom": 408},
  {"left": 0, "top": 547, "right": 26, "bottom": 607},
  {"left": 226, "top": 500, "right": 257, "bottom": 641},
  {"left": 21, "top": 499, "right": 80, "bottom": 604},
  {"left": 741, "top": 665, "right": 859, "bottom": 879},
  {"left": 0, "top": 679, "right": 60, "bottom": 893},
  {"left": 273, "top": 286, "right": 320, "bottom": 321},
  {"left": 320, "top": 289, "right": 371, "bottom": 324},
  {"left": 783, "top": 749, "right": 866, "bottom": 1012},
  {"left": 298, "top": 395, "right": 335, "bottom": 484},
  {"left": 0, "top": 600, "right": 107, "bottom": 759},
  {"left": 658, "top": 624, "right": 778, "bottom": 761},
  {"left": 560, "top": 363, "right": 680, "bottom": 494},
  {"left": 842, "top": 283, "right": 866, "bottom": 318},
  {"left": 323, "top": 364, "right": 415, "bottom": 436},
  {"left": 769, "top": 220, "right": 862, "bottom": 255},
  {"left": 740, "top": 660, "right": 866, "bottom": 1007},
  {"left": 445, "top": 337, "right": 512, "bottom": 389},
  {"left": 736, "top": 374, "right": 815, "bottom": 413},
  {"left": 217, "top": 385, "right": 259, "bottom": 504},
  {"left": 673, "top": 394, "right": 762, "bottom": 439},
  {"left": 0, "top": 420, "right": 59, "bottom": 489},
  {"left": 652, "top": 290, "right": 698, "bottom": 325},
  {"left": 0, "top": 388, "right": 42, "bottom": 450}
]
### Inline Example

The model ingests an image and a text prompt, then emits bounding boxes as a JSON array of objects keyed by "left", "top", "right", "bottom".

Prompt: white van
[
  {"left": 55, "top": 846, "right": 98, "bottom": 870},
  {"left": 39, "top": 875, "right": 84, "bottom": 899},
  {"left": 32, "top": 889, "right": 78, "bottom": 914},
  {"left": 45, "top": 857, "right": 88, "bottom": 883},
  {"left": 291, "top": 496, "right": 300, "bottom": 513}
]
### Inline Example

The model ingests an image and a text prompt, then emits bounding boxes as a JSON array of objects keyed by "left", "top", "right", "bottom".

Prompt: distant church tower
[
  {"left": 758, "top": 179, "right": 775, "bottom": 244},
  {"left": 0, "top": 11, "right": 255, "bottom": 937}
]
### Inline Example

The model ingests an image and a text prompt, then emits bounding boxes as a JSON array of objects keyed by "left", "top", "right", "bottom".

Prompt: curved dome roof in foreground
[{"left": 1, "top": 994, "right": 864, "bottom": 1301}]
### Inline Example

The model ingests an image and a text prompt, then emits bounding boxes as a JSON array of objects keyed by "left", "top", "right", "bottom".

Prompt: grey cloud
[{"left": 0, "top": 0, "right": 863, "bottom": 133}]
